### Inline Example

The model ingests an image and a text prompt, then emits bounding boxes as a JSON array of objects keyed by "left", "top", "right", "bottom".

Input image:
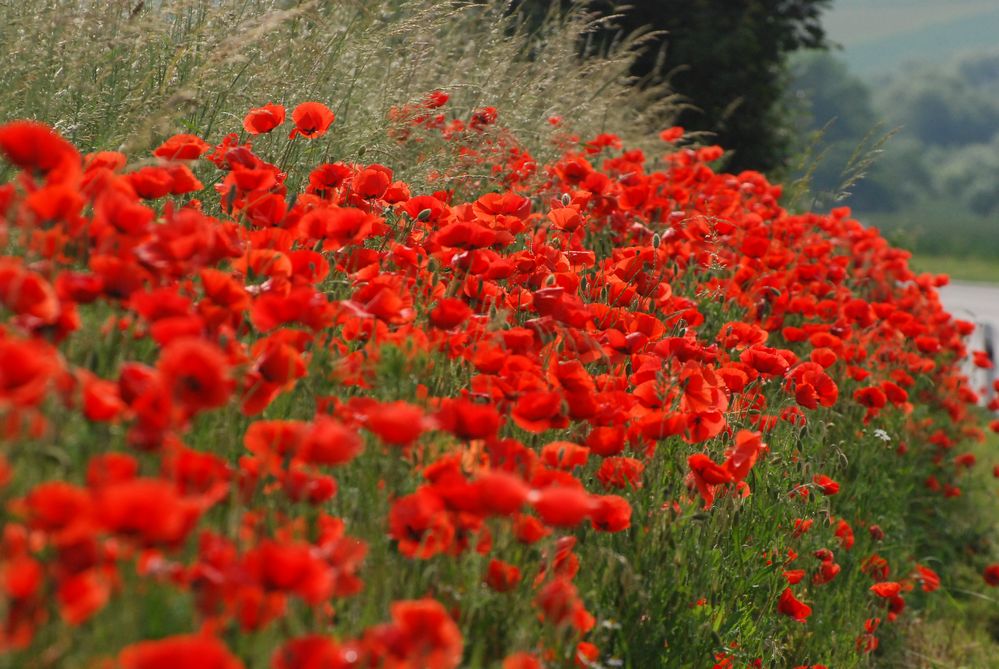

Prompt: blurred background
[
  {"left": 789, "top": 0, "right": 999, "bottom": 283},
  {"left": 525, "top": 0, "right": 998, "bottom": 281}
]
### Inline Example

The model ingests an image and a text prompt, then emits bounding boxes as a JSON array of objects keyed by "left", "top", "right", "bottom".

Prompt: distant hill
[{"left": 823, "top": 0, "right": 999, "bottom": 75}]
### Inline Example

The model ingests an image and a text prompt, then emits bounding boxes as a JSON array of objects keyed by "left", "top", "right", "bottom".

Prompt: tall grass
[{"left": 0, "top": 0, "right": 674, "bottom": 189}]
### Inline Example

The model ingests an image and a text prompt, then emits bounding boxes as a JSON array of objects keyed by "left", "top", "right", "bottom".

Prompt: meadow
[{"left": 1, "top": 2, "right": 998, "bottom": 668}]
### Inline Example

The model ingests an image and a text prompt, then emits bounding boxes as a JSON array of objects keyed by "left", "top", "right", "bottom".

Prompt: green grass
[
  {"left": 0, "top": 0, "right": 674, "bottom": 193},
  {"left": 890, "top": 427, "right": 999, "bottom": 668},
  {"left": 863, "top": 199, "right": 999, "bottom": 279},
  {"left": 910, "top": 255, "right": 999, "bottom": 284}
]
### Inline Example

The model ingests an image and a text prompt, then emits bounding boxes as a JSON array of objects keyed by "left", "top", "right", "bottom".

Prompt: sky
[{"left": 823, "top": 0, "right": 999, "bottom": 75}]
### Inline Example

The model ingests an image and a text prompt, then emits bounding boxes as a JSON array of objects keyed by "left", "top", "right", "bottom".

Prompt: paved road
[
  {"left": 938, "top": 281, "right": 999, "bottom": 331},
  {"left": 937, "top": 281, "right": 999, "bottom": 400}
]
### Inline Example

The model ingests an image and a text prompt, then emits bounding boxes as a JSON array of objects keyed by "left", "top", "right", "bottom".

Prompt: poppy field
[{"left": 1, "top": 87, "right": 998, "bottom": 669}]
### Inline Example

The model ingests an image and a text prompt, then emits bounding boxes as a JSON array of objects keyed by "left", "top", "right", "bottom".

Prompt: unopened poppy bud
[
  {"left": 652, "top": 233, "right": 661, "bottom": 248},
  {"left": 417, "top": 208, "right": 432, "bottom": 221},
  {"left": 561, "top": 193, "right": 571, "bottom": 206}
]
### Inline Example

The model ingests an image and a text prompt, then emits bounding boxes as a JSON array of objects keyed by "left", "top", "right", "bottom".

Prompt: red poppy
[
  {"left": 119, "top": 634, "right": 244, "bottom": 669},
  {"left": 534, "top": 577, "right": 592, "bottom": 631},
  {"left": 96, "top": 478, "right": 202, "bottom": 546},
  {"left": 297, "top": 416, "right": 363, "bottom": 467},
  {"left": 3, "top": 556, "right": 43, "bottom": 600},
  {"left": 869, "top": 581, "right": 902, "bottom": 598},
  {"left": 364, "top": 401, "right": 429, "bottom": 447},
  {"left": 596, "top": 457, "right": 645, "bottom": 489},
  {"left": 777, "top": 588, "right": 812, "bottom": 622},
  {"left": 153, "top": 133, "right": 210, "bottom": 161},
  {"left": 388, "top": 599, "right": 464, "bottom": 669},
  {"left": 723, "top": 430, "right": 763, "bottom": 482},
  {"left": 915, "top": 565, "right": 940, "bottom": 592},
  {"left": 272, "top": 636, "right": 342, "bottom": 669},
  {"left": 812, "top": 474, "right": 840, "bottom": 496},
  {"left": 57, "top": 569, "right": 110, "bottom": 624},
  {"left": 354, "top": 165, "right": 392, "bottom": 199},
  {"left": 157, "top": 337, "right": 233, "bottom": 414},
  {"left": 473, "top": 471, "right": 530, "bottom": 516},
  {"left": 389, "top": 489, "right": 454, "bottom": 559},
  {"left": 0, "top": 120, "right": 80, "bottom": 173},
  {"left": 834, "top": 518, "right": 854, "bottom": 550},
  {"left": 589, "top": 495, "right": 632, "bottom": 532},
  {"left": 485, "top": 559, "right": 522, "bottom": 592},
  {"left": 659, "top": 126, "right": 684, "bottom": 142},
  {"left": 540, "top": 441, "right": 589, "bottom": 470},
  {"left": 984, "top": 564, "right": 999, "bottom": 586},
  {"left": 783, "top": 569, "right": 805, "bottom": 585},
  {"left": 435, "top": 398, "right": 501, "bottom": 440},
  {"left": 242, "top": 103, "right": 286, "bottom": 135},
  {"left": 503, "top": 653, "right": 542, "bottom": 669},
  {"left": 429, "top": 298, "right": 473, "bottom": 329},
  {"left": 530, "top": 486, "right": 594, "bottom": 527},
  {"left": 289, "top": 102, "right": 336, "bottom": 139}
]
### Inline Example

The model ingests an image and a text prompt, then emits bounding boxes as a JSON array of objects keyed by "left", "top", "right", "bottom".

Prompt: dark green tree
[{"left": 516, "top": 0, "right": 832, "bottom": 173}]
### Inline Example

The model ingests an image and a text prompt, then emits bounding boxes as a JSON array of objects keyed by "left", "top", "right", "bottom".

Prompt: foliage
[
  {"left": 515, "top": 0, "right": 833, "bottom": 174},
  {"left": 787, "top": 48, "right": 999, "bottom": 260}
]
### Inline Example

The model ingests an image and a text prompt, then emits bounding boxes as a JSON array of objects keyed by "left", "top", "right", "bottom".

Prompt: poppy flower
[
  {"left": 503, "top": 653, "right": 542, "bottom": 669},
  {"left": 777, "top": 588, "right": 811, "bottom": 622},
  {"left": 984, "top": 564, "right": 999, "bottom": 586},
  {"left": 812, "top": 474, "right": 840, "bottom": 496},
  {"left": 429, "top": 298, "right": 473, "bottom": 330},
  {"left": 596, "top": 457, "right": 644, "bottom": 489},
  {"left": 435, "top": 398, "right": 501, "bottom": 440},
  {"left": 589, "top": 495, "right": 632, "bottom": 532},
  {"left": 389, "top": 489, "right": 454, "bottom": 559},
  {"left": 272, "top": 636, "right": 342, "bottom": 669},
  {"left": 473, "top": 471, "right": 530, "bottom": 516},
  {"left": 3, "top": 556, "right": 43, "bottom": 600},
  {"left": 534, "top": 577, "right": 593, "bottom": 632},
  {"left": 688, "top": 454, "right": 733, "bottom": 485},
  {"left": 119, "top": 634, "right": 244, "bottom": 669},
  {"left": 723, "top": 430, "right": 763, "bottom": 482},
  {"left": 388, "top": 599, "right": 464, "bottom": 669},
  {"left": 485, "top": 559, "right": 522, "bottom": 592},
  {"left": 57, "top": 570, "right": 110, "bottom": 624},
  {"left": 365, "top": 401, "right": 429, "bottom": 447},
  {"left": 0, "top": 120, "right": 80, "bottom": 173},
  {"left": 153, "top": 133, "right": 210, "bottom": 161},
  {"left": 834, "top": 518, "right": 854, "bottom": 550},
  {"left": 242, "top": 103, "right": 286, "bottom": 135},
  {"left": 96, "top": 478, "right": 202, "bottom": 546},
  {"left": 289, "top": 102, "right": 335, "bottom": 139},
  {"left": 915, "top": 565, "right": 940, "bottom": 592},
  {"left": 157, "top": 337, "right": 233, "bottom": 414},
  {"left": 297, "top": 416, "right": 363, "bottom": 466},
  {"left": 869, "top": 581, "right": 902, "bottom": 598},
  {"left": 659, "top": 126, "right": 684, "bottom": 142},
  {"left": 783, "top": 569, "right": 805, "bottom": 585},
  {"left": 530, "top": 486, "right": 594, "bottom": 527},
  {"left": 353, "top": 165, "right": 392, "bottom": 199}
]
